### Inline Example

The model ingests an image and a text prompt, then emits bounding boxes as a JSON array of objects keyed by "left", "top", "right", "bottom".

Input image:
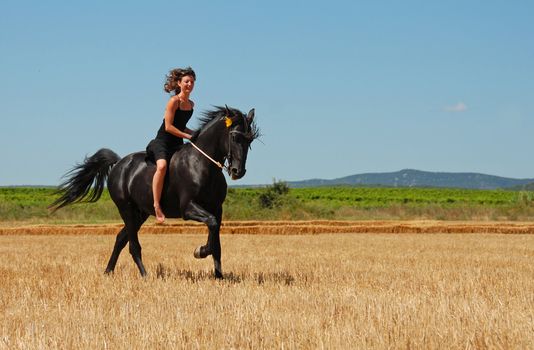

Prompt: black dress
[{"left": 146, "top": 107, "right": 193, "bottom": 162}]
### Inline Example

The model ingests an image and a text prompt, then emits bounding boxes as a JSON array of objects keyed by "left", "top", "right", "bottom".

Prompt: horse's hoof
[
  {"left": 194, "top": 246, "right": 203, "bottom": 259},
  {"left": 104, "top": 269, "right": 113, "bottom": 275},
  {"left": 214, "top": 260, "right": 223, "bottom": 278},
  {"left": 194, "top": 246, "right": 210, "bottom": 259}
]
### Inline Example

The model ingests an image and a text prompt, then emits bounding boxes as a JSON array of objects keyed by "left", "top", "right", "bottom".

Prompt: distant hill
[
  {"left": 287, "top": 169, "right": 534, "bottom": 190},
  {"left": 507, "top": 182, "right": 534, "bottom": 191}
]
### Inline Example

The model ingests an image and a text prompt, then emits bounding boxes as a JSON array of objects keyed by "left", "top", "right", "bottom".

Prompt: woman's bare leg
[{"left": 152, "top": 159, "right": 167, "bottom": 223}]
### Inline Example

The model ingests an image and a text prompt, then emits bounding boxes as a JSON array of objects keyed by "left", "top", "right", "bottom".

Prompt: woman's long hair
[{"left": 164, "top": 67, "right": 196, "bottom": 95}]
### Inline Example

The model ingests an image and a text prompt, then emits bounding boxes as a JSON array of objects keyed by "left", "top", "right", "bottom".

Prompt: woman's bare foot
[{"left": 154, "top": 204, "right": 165, "bottom": 224}]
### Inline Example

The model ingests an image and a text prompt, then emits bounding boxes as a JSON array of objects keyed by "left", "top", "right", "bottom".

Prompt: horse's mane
[{"left": 198, "top": 106, "right": 260, "bottom": 140}]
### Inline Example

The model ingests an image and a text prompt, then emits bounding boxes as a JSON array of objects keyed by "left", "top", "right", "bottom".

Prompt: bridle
[{"left": 226, "top": 131, "right": 251, "bottom": 174}]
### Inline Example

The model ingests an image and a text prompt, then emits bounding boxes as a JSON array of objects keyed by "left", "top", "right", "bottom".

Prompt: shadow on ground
[{"left": 155, "top": 263, "right": 296, "bottom": 285}]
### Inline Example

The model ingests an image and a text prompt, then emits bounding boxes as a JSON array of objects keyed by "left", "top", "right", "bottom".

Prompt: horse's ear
[
  {"left": 224, "top": 104, "right": 231, "bottom": 117},
  {"left": 246, "top": 108, "right": 255, "bottom": 124}
]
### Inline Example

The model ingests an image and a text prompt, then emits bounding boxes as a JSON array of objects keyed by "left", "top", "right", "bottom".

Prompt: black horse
[{"left": 50, "top": 106, "right": 259, "bottom": 279}]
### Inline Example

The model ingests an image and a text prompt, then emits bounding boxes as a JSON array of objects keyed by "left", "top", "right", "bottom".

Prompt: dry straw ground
[
  {"left": 2, "top": 219, "right": 534, "bottom": 235},
  {"left": 1, "top": 231, "right": 533, "bottom": 349}
]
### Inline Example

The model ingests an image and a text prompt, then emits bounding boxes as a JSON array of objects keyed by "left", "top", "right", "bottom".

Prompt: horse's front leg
[{"left": 182, "top": 201, "right": 223, "bottom": 279}]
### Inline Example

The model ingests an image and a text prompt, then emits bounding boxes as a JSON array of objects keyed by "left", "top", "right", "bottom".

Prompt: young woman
[{"left": 146, "top": 67, "right": 196, "bottom": 223}]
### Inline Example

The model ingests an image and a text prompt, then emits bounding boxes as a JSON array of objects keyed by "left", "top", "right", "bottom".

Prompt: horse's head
[
  {"left": 196, "top": 106, "right": 260, "bottom": 180},
  {"left": 224, "top": 106, "right": 259, "bottom": 180}
]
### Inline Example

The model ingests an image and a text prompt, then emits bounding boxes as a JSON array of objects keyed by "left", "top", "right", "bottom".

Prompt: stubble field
[{"left": 1, "top": 230, "right": 533, "bottom": 349}]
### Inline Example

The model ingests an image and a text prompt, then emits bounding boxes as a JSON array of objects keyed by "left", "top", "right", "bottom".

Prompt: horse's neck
[{"left": 195, "top": 125, "right": 226, "bottom": 163}]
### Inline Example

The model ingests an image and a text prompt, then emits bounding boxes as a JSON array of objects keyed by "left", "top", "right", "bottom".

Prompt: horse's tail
[{"left": 49, "top": 148, "right": 121, "bottom": 211}]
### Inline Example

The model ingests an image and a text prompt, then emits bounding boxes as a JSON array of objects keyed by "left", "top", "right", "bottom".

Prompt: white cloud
[{"left": 444, "top": 102, "right": 467, "bottom": 112}]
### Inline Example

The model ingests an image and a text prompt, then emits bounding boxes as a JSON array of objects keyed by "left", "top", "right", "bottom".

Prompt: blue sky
[{"left": 1, "top": 1, "right": 533, "bottom": 186}]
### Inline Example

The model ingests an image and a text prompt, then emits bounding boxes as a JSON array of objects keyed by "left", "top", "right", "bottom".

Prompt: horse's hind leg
[
  {"left": 104, "top": 226, "right": 129, "bottom": 274},
  {"left": 105, "top": 205, "right": 148, "bottom": 276},
  {"left": 124, "top": 209, "right": 149, "bottom": 277},
  {"left": 129, "top": 227, "right": 147, "bottom": 277}
]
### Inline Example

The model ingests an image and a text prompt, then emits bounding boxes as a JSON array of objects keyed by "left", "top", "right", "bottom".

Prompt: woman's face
[{"left": 178, "top": 75, "right": 195, "bottom": 94}]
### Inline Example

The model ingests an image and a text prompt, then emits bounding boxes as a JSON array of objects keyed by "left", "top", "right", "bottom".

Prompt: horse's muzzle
[{"left": 230, "top": 167, "right": 246, "bottom": 180}]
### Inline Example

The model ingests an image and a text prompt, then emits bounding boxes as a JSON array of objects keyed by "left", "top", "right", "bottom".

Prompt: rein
[{"left": 189, "top": 141, "right": 228, "bottom": 172}]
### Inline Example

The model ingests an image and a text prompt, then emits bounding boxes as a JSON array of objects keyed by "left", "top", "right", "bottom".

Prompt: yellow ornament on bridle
[{"left": 225, "top": 117, "right": 233, "bottom": 128}]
